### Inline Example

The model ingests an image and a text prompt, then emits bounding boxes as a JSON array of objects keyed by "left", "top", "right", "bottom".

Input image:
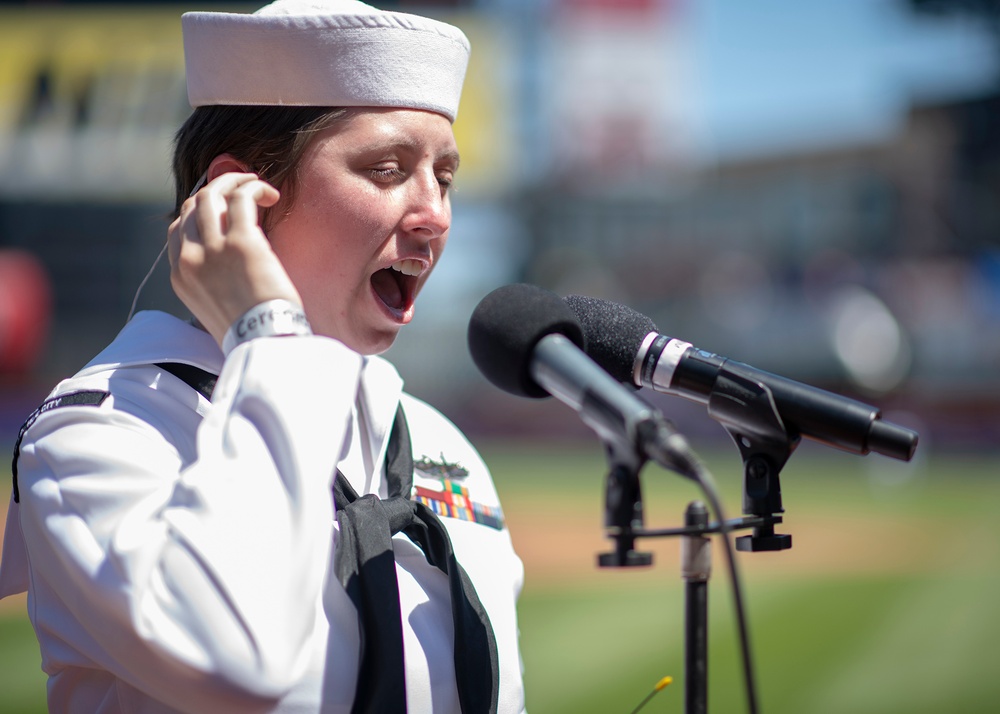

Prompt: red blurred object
[{"left": 0, "top": 248, "right": 53, "bottom": 375}]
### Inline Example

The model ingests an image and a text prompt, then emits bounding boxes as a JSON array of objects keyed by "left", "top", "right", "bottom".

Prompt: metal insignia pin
[{"left": 415, "top": 453, "right": 469, "bottom": 480}]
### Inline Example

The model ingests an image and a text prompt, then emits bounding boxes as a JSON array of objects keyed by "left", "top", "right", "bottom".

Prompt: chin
[
  {"left": 309, "top": 316, "right": 399, "bottom": 356},
  {"left": 347, "top": 328, "right": 399, "bottom": 357}
]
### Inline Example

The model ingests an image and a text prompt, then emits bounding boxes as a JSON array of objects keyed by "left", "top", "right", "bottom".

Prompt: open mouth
[{"left": 370, "top": 259, "right": 423, "bottom": 313}]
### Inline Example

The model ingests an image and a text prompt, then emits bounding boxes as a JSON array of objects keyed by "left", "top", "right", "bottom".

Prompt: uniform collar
[
  {"left": 354, "top": 355, "right": 405, "bottom": 494},
  {"left": 77, "top": 311, "right": 224, "bottom": 378},
  {"left": 69, "top": 309, "right": 407, "bottom": 492}
]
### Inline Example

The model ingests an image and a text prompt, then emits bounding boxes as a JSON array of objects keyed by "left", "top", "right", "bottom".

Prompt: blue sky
[
  {"left": 401, "top": 0, "right": 1000, "bottom": 345},
  {"left": 687, "top": 0, "right": 997, "bottom": 158}
]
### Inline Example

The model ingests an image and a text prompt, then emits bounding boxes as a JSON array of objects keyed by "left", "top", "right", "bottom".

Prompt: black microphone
[
  {"left": 564, "top": 295, "right": 918, "bottom": 462},
  {"left": 468, "top": 284, "right": 693, "bottom": 472}
]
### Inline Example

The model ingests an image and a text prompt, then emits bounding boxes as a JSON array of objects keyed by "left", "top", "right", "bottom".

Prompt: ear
[{"left": 207, "top": 153, "right": 250, "bottom": 182}]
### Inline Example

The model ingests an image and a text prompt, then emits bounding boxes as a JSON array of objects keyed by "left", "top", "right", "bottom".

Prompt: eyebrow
[
  {"left": 440, "top": 148, "right": 462, "bottom": 170},
  {"left": 354, "top": 138, "right": 461, "bottom": 169}
]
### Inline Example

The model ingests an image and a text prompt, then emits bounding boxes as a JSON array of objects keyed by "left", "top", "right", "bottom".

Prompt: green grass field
[{"left": 2, "top": 439, "right": 998, "bottom": 713}]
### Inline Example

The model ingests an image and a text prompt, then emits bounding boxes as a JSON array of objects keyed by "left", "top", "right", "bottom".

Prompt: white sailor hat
[{"left": 181, "top": 0, "right": 471, "bottom": 122}]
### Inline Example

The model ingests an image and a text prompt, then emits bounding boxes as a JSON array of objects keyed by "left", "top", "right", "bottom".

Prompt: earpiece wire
[{"left": 125, "top": 171, "right": 208, "bottom": 324}]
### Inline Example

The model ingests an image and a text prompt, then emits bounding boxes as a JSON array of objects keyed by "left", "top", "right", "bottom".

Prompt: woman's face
[{"left": 266, "top": 108, "right": 459, "bottom": 355}]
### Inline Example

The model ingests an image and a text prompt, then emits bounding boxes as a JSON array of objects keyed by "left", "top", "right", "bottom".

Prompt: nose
[{"left": 403, "top": 170, "right": 450, "bottom": 241}]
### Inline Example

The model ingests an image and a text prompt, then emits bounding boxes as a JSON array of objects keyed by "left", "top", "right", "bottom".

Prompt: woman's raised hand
[{"left": 168, "top": 173, "right": 303, "bottom": 347}]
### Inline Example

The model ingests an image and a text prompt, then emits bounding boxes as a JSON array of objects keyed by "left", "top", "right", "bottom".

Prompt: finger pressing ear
[
  {"left": 227, "top": 181, "right": 281, "bottom": 233},
  {"left": 253, "top": 180, "right": 282, "bottom": 208}
]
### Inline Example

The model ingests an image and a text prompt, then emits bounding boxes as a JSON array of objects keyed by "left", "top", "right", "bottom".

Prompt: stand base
[
  {"left": 598, "top": 550, "right": 653, "bottom": 567},
  {"left": 736, "top": 532, "right": 792, "bottom": 552}
]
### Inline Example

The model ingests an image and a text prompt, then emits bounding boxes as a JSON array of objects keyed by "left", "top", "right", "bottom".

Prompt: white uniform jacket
[{"left": 0, "top": 311, "right": 526, "bottom": 713}]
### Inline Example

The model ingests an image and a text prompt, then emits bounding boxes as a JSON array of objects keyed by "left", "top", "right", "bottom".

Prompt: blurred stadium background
[{"left": 1, "top": 0, "right": 999, "bottom": 711}]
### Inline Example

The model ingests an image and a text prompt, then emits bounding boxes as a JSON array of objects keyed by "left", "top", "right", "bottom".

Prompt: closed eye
[{"left": 369, "top": 167, "right": 406, "bottom": 182}]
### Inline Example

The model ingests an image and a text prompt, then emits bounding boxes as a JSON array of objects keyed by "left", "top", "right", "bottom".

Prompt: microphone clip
[
  {"left": 706, "top": 367, "right": 797, "bottom": 552},
  {"left": 597, "top": 413, "right": 702, "bottom": 568},
  {"left": 598, "top": 437, "right": 654, "bottom": 568}
]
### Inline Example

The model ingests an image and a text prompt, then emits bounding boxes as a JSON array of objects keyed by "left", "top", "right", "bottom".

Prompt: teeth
[{"left": 391, "top": 259, "right": 423, "bottom": 277}]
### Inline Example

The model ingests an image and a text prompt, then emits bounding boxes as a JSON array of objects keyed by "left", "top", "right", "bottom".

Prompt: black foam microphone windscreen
[
  {"left": 563, "top": 295, "right": 655, "bottom": 386},
  {"left": 468, "top": 284, "right": 586, "bottom": 399}
]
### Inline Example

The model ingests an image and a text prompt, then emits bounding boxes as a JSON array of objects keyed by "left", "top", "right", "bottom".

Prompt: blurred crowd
[{"left": 1, "top": 0, "right": 998, "bottom": 450}]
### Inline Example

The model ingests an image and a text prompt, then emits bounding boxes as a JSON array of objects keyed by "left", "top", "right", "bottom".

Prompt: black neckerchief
[{"left": 161, "top": 362, "right": 500, "bottom": 712}]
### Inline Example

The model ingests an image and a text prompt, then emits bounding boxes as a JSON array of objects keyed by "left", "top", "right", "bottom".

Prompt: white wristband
[{"left": 222, "top": 299, "right": 312, "bottom": 355}]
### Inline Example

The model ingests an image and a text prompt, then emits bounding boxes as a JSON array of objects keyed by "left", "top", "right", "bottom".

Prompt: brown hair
[{"left": 171, "top": 105, "right": 350, "bottom": 229}]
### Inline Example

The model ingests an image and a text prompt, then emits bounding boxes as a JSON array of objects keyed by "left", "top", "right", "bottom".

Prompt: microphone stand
[
  {"left": 682, "top": 501, "right": 711, "bottom": 714},
  {"left": 599, "top": 366, "right": 801, "bottom": 714}
]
